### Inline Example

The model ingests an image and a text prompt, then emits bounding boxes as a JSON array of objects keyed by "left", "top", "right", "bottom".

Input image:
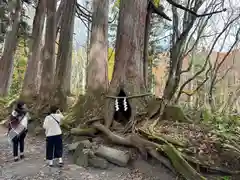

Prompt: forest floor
[{"left": 0, "top": 125, "right": 177, "bottom": 180}]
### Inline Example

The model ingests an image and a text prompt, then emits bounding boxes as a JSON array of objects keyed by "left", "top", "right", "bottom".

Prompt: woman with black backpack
[{"left": 8, "top": 101, "right": 29, "bottom": 162}]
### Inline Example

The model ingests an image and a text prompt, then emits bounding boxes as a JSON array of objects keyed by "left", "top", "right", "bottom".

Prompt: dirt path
[{"left": 0, "top": 126, "right": 176, "bottom": 180}]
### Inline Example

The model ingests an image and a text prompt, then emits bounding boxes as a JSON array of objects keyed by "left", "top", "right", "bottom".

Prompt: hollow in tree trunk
[
  {"left": 0, "top": 0, "right": 22, "bottom": 97},
  {"left": 104, "top": 0, "right": 148, "bottom": 130},
  {"left": 21, "top": 0, "right": 45, "bottom": 100}
]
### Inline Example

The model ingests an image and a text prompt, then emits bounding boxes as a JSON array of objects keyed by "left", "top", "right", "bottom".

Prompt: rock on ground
[{"left": 95, "top": 145, "right": 130, "bottom": 167}]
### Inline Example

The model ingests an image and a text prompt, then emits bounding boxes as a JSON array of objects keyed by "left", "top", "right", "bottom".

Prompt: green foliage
[
  {"left": 153, "top": 0, "right": 161, "bottom": 7},
  {"left": 219, "top": 176, "right": 231, "bottom": 180},
  {"left": 9, "top": 39, "right": 27, "bottom": 97},
  {"left": 196, "top": 107, "right": 240, "bottom": 142}
]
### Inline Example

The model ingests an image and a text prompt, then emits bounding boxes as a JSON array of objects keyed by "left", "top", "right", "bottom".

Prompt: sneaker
[
  {"left": 20, "top": 153, "right": 24, "bottom": 159},
  {"left": 58, "top": 158, "right": 63, "bottom": 167},
  {"left": 14, "top": 157, "right": 19, "bottom": 162},
  {"left": 48, "top": 160, "right": 53, "bottom": 167}
]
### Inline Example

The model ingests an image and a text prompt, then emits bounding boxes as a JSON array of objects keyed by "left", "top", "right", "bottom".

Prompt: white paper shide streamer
[
  {"left": 123, "top": 97, "right": 128, "bottom": 111},
  {"left": 115, "top": 98, "right": 119, "bottom": 111}
]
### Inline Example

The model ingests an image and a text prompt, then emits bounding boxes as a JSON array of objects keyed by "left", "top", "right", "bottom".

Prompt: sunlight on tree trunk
[
  {"left": 21, "top": 0, "right": 46, "bottom": 100},
  {"left": 0, "top": 0, "right": 22, "bottom": 97}
]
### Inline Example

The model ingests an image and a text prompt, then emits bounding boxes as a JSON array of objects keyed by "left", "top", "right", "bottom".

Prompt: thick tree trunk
[
  {"left": 54, "top": 0, "right": 76, "bottom": 109},
  {"left": 21, "top": 0, "right": 46, "bottom": 99},
  {"left": 86, "top": 0, "right": 109, "bottom": 92},
  {"left": 65, "top": 0, "right": 109, "bottom": 125},
  {"left": 104, "top": 0, "right": 148, "bottom": 129},
  {"left": 39, "top": 0, "right": 57, "bottom": 102},
  {"left": 0, "top": 0, "right": 22, "bottom": 97}
]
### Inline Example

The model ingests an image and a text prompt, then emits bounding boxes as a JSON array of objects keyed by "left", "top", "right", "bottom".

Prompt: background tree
[
  {"left": 54, "top": 0, "right": 76, "bottom": 109},
  {"left": 39, "top": 0, "right": 57, "bottom": 103},
  {"left": 66, "top": 0, "right": 109, "bottom": 124},
  {"left": 0, "top": 0, "right": 22, "bottom": 96},
  {"left": 21, "top": 0, "right": 46, "bottom": 100}
]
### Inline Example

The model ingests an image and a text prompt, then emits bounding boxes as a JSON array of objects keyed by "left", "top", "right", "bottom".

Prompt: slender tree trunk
[
  {"left": 54, "top": 0, "right": 76, "bottom": 109},
  {"left": 104, "top": 0, "right": 148, "bottom": 128},
  {"left": 39, "top": 0, "right": 57, "bottom": 102},
  {"left": 21, "top": 0, "right": 46, "bottom": 99},
  {"left": 0, "top": 0, "right": 22, "bottom": 97},
  {"left": 86, "top": 0, "right": 109, "bottom": 92},
  {"left": 56, "top": 0, "right": 66, "bottom": 36}
]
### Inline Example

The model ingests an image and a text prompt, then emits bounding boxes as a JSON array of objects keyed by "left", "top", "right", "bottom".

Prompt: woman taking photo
[{"left": 43, "top": 106, "right": 64, "bottom": 167}]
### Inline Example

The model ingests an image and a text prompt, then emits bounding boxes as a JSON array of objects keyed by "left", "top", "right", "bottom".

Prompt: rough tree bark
[
  {"left": 104, "top": 0, "right": 148, "bottom": 129},
  {"left": 86, "top": 0, "right": 109, "bottom": 92},
  {"left": 54, "top": 0, "right": 76, "bottom": 109},
  {"left": 66, "top": 0, "right": 109, "bottom": 123},
  {"left": 39, "top": 0, "right": 57, "bottom": 102},
  {"left": 0, "top": 0, "right": 22, "bottom": 97},
  {"left": 21, "top": 0, "right": 46, "bottom": 99}
]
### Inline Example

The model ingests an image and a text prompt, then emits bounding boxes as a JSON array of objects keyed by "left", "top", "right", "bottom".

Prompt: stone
[
  {"left": 72, "top": 140, "right": 92, "bottom": 167},
  {"left": 73, "top": 150, "right": 89, "bottom": 167},
  {"left": 95, "top": 145, "right": 130, "bottom": 167},
  {"left": 68, "top": 140, "right": 91, "bottom": 152},
  {"left": 68, "top": 142, "right": 80, "bottom": 152},
  {"left": 88, "top": 155, "right": 109, "bottom": 169}
]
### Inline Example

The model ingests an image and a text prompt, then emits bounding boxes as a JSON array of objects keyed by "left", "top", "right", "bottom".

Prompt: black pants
[
  {"left": 46, "top": 135, "right": 63, "bottom": 160},
  {"left": 12, "top": 130, "right": 27, "bottom": 157}
]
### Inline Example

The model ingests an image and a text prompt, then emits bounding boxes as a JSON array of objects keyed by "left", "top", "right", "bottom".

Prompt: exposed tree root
[
  {"left": 70, "top": 127, "right": 98, "bottom": 136},
  {"left": 138, "top": 128, "right": 206, "bottom": 180},
  {"left": 90, "top": 121, "right": 215, "bottom": 180},
  {"left": 66, "top": 91, "right": 240, "bottom": 179},
  {"left": 137, "top": 128, "right": 187, "bottom": 147},
  {"left": 91, "top": 121, "right": 175, "bottom": 172},
  {"left": 82, "top": 120, "right": 239, "bottom": 180},
  {"left": 161, "top": 144, "right": 206, "bottom": 180}
]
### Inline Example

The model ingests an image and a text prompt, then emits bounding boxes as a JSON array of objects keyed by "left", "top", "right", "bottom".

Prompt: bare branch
[
  {"left": 175, "top": 15, "right": 240, "bottom": 102},
  {"left": 150, "top": 3, "right": 171, "bottom": 21},
  {"left": 165, "top": 0, "right": 227, "bottom": 17},
  {"left": 76, "top": 2, "right": 92, "bottom": 21}
]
